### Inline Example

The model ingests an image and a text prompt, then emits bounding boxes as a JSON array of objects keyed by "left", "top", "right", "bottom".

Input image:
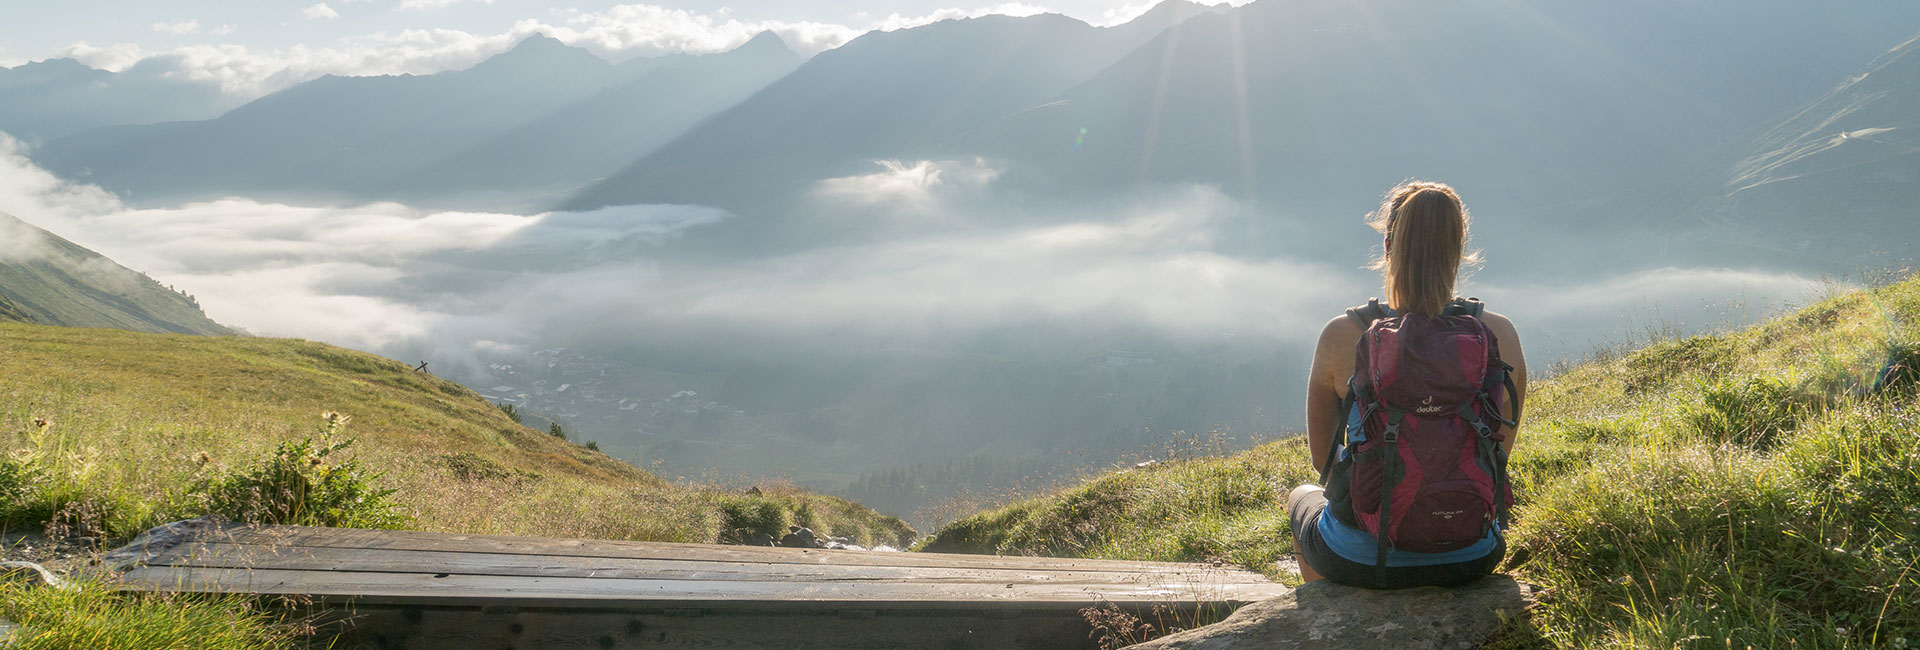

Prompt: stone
[
  {"left": 1128, "top": 576, "right": 1532, "bottom": 650},
  {"left": 100, "top": 516, "right": 232, "bottom": 572},
  {"left": 0, "top": 561, "right": 64, "bottom": 589},
  {"left": 778, "top": 526, "right": 826, "bottom": 548}
]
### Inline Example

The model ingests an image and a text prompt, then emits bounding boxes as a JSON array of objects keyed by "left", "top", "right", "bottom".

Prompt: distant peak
[
  {"left": 1117, "top": 0, "right": 1226, "bottom": 27},
  {"left": 733, "top": 31, "right": 794, "bottom": 56},
  {"left": 468, "top": 33, "right": 610, "bottom": 73},
  {"left": 510, "top": 33, "right": 568, "bottom": 51},
  {"left": 12, "top": 57, "right": 96, "bottom": 72}
]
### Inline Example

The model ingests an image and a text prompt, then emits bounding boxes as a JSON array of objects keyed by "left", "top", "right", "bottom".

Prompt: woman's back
[{"left": 1286, "top": 181, "right": 1528, "bottom": 589}]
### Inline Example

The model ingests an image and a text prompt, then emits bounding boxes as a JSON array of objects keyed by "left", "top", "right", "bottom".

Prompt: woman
[{"left": 1285, "top": 180, "right": 1528, "bottom": 588}]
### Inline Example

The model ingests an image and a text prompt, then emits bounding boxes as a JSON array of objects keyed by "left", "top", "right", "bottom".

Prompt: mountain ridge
[{"left": 0, "top": 210, "right": 228, "bottom": 336}]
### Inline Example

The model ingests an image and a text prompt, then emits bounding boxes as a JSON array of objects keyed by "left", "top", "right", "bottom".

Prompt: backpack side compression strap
[{"left": 1375, "top": 406, "right": 1406, "bottom": 570}]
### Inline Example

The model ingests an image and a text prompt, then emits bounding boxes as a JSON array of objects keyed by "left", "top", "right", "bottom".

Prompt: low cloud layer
[
  {"left": 1, "top": 142, "right": 1356, "bottom": 355},
  {"left": 1, "top": 132, "right": 1827, "bottom": 380}
]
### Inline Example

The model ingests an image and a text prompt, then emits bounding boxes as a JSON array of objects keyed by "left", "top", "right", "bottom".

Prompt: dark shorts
[{"left": 1289, "top": 487, "right": 1504, "bottom": 589}]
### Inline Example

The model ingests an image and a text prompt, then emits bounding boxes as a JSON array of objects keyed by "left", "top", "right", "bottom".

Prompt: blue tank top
[{"left": 1317, "top": 404, "right": 1501, "bottom": 567}]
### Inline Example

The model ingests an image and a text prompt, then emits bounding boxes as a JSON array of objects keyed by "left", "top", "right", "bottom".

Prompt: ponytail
[{"left": 1367, "top": 181, "right": 1478, "bottom": 316}]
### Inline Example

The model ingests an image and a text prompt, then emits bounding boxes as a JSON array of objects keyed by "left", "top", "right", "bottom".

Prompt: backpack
[{"left": 1320, "top": 298, "right": 1520, "bottom": 569}]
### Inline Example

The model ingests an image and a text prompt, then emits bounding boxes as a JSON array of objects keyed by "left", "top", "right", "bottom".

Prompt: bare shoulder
[
  {"left": 1316, "top": 313, "right": 1364, "bottom": 348},
  {"left": 1478, "top": 309, "right": 1524, "bottom": 349}
]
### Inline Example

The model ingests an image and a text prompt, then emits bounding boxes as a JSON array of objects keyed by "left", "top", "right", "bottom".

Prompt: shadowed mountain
[
  {"left": 393, "top": 31, "right": 803, "bottom": 208},
  {"left": 33, "top": 35, "right": 620, "bottom": 207},
  {"left": 0, "top": 58, "right": 238, "bottom": 144},
  {"left": 1633, "top": 32, "right": 1920, "bottom": 271},
  {"left": 0, "top": 210, "right": 227, "bottom": 335},
  {"left": 962, "top": 0, "right": 1920, "bottom": 261},
  {"left": 564, "top": 3, "right": 1227, "bottom": 212}
]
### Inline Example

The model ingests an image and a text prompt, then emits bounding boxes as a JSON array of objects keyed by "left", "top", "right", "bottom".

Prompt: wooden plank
[
  {"left": 322, "top": 603, "right": 1125, "bottom": 650},
  {"left": 118, "top": 566, "right": 1290, "bottom": 610},
  {"left": 217, "top": 526, "right": 1230, "bottom": 575},
  {"left": 148, "top": 542, "right": 1267, "bottom": 587}
]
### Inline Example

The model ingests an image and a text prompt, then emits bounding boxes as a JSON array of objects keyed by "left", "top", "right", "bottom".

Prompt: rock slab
[
  {"left": 1129, "top": 576, "right": 1531, "bottom": 650},
  {"left": 0, "top": 561, "right": 64, "bottom": 589}
]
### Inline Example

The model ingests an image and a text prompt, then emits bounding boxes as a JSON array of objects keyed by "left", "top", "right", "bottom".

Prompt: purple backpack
[{"left": 1322, "top": 298, "right": 1520, "bottom": 569}]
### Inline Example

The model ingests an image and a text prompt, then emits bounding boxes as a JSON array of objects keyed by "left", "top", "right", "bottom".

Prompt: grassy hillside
[
  {"left": 923, "top": 274, "right": 1920, "bottom": 648},
  {"left": 0, "top": 322, "right": 912, "bottom": 547},
  {"left": 0, "top": 211, "right": 227, "bottom": 336}
]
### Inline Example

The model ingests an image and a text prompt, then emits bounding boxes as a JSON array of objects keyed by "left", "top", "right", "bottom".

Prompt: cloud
[
  {"left": 210, "top": 25, "right": 237, "bottom": 36},
  {"left": 858, "top": 3, "right": 1050, "bottom": 31},
  {"left": 815, "top": 159, "right": 1001, "bottom": 208},
  {"left": 49, "top": 3, "right": 1070, "bottom": 97},
  {"left": 1464, "top": 268, "right": 1827, "bottom": 364},
  {"left": 0, "top": 135, "right": 1828, "bottom": 381},
  {"left": 399, "top": 0, "right": 496, "bottom": 9},
  {"left": 151, "top": 20, "right": 201, "bottom": 35},
  {"left": 0, "top": 133, "right": 121, "bottom": 224},
  {"left": 301, "top": 3, "right": 340, "bottom": 20},
  {"left": 0, "top": 213, "right": 48, "bottom": 263},
  {"left": 1096, "top": 1, "right": 1158, "bottom": 26}
]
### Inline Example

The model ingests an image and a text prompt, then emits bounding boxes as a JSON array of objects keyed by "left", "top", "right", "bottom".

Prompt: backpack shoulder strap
[
  {"left": 1345, "top": 298, "right": 1393, "bottom": 329},
  {"left": 1444, "top": 297, "right": 1486, "bottom": 318}
]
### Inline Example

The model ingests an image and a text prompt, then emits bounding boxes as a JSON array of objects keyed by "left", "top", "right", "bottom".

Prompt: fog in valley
[{"left": 4, "top": 0, "right": 1915, "bottom": 525}]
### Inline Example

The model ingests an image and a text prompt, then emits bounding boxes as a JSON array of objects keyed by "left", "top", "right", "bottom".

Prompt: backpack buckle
[{"left": 1382, "top": 424, "right": 1400, "bottom": 443}]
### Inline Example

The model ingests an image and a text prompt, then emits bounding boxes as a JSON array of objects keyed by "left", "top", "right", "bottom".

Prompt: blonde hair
[{"left": 1367, "top": 181, "right": 1479, "bottom": 316}]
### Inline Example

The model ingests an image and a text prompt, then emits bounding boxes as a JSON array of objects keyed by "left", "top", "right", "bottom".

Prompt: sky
[{"left": 0, "top": 0, "right": 1246, "bottom": 96}]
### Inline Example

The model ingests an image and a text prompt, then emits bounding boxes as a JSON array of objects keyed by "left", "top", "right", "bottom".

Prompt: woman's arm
[
  {"left": 1306, "top": 316, "right": 1360, "bottom": 476},
  {"left": 1481, "top": 311, "right": 1528, "bottom": 454}
]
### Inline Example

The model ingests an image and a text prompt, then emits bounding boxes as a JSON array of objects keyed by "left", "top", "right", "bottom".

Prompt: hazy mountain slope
[
  {"left": 0, "top": 58, "right": 237, "bottom": 143},
  {"left": 0, "top": 294, "right": 29, "bottom": 323},
  {"left": 0, "top": 210, "right": 227, "bottom": 335},
  {"left": 1642, "top": 32, "right": 1920, "bottom": 270},
  {"left": 397, "top": 32, "right": 802, "bottom": 203},
  {"left": 33, "top": 36, "right": 618, "bottom": 206},
  {"left": 565, "top": 5, "right": 1222, "bottom": 211},
  {"left": 969, "top": 0, "right": 1920, "bottom": 248}
]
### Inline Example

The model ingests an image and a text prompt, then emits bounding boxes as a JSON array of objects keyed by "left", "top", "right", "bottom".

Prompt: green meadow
[{"left": 923, "top": 273, "right": 1920, "bottom": 648}]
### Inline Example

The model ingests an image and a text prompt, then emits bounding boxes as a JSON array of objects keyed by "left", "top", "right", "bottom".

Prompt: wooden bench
[{"left": 105, "top": 519, "right": 1293, "bottom": 649}]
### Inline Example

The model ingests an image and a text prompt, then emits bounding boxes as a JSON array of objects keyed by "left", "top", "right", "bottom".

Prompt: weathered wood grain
[
  {"left": 120, "top": 567, "right": 1283, "bottom": 609},
  {"left": 217, "top": 526, "right": 1214, "bottom": 574},
  {"left": 147, "top": 542, "right": 1262, "bottom": 587},
  {"left": 108, "top": 523, "right": 1288, "bottom": 650}
]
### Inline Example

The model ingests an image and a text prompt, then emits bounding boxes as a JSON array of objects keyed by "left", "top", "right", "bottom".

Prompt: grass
[
  {"left": 0, "top": 322, "right": 912, "bottom": 547},
  {"left": 0, "top": 580, "right": 307, "bottom": 650},
  {"left": 919, "top": 440, "right": 1317, "bottom": 582},
  {"left": 923, "top": 273, "right": 1920, "bottom": 648},
  {"left": 0, "top": 322, "right": 916, "bottom": 647}
]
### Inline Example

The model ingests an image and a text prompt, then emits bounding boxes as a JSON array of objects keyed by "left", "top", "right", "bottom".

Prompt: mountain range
[
  {"left": 0, "top": 57, "right": 237, "bottom": 144},
  {"left": 22, "top": 0, "right": 1917, "bottom": 269},
  {"left": 29, "top": 33, "right": 801, "bottom": 211},
  {"left": 565, "top": 1, "right": 1227, "bottom": 213},
  {"left": 7, "top": 0, "right": 1920, "bottom": 514}
]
